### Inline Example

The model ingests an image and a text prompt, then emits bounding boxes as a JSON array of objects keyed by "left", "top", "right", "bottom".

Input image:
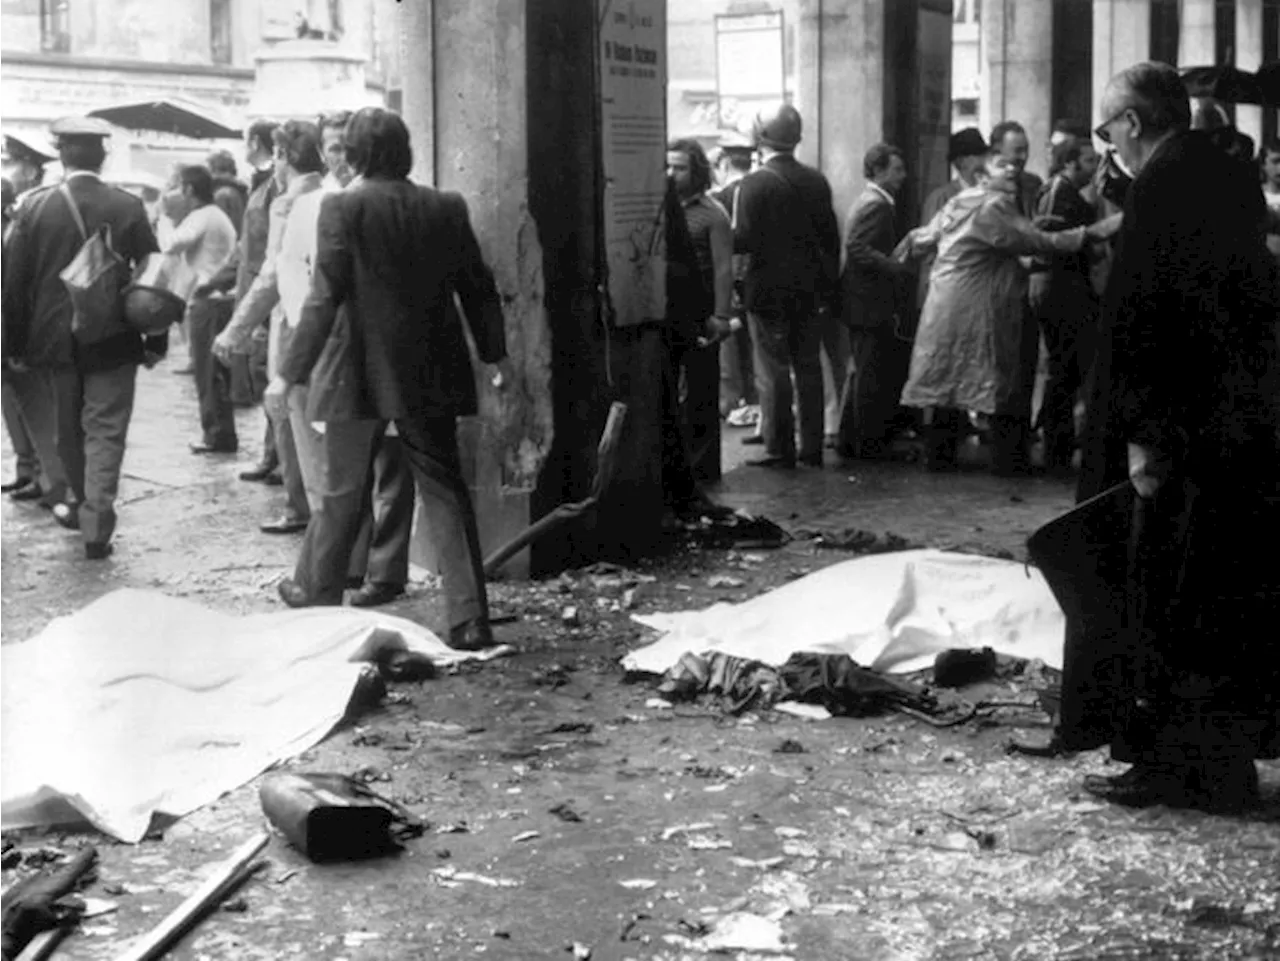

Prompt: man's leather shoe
[
  {"left": 449, "top": 619, "right": 498, "bottom": 651},
  {"left": 239, "top": 464, "right": 278, "bottom": 482},
  {"left": 191, "top": 441, "right": 238, "bottom": 455},
  {"left": 276, "top": 578, "right": 313, "bottom": 608},
  {"left": 9, "top": 480, "right": 44, "bottom": 501},
  {"left": 1082, "top": 764, "right": 1188, "bottom": 808},
  {"left": 798, "top": 453, "right": 823, "bottom": 468},
  {"left": 84, "top": 542, "right": 113, "bottom": 560},
  {"left": 740, "top": 434, "right": 765, "bottom": 446},
  {"left": 746, "top": 456, "right": 795, "bottom": 469},
  {"left": 263, "top": 472, "right": 284, "bottom": 486},
  {"left": 1007, "top": 734, "right": 1076, "bottom": 759},
  {"left": 349, "top": 581, "right": 406, "bottom": 608},
  {"left": 260, "top": 516, "right": 308, "bottom": 535},
  {"left": 52, "top": 503, "right": 80, "bottom": 530},
  {"left": 1, "top": 476, "right": 33, "bottom": 493}
]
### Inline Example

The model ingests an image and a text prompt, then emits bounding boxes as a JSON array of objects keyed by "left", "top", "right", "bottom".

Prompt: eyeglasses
[{"left": 1093, "top": 107, "right": 1133, "bottom": 145}]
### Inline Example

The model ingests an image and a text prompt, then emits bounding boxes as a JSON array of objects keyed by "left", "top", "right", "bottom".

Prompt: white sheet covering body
[
  {"left": 2, "top": 589, "right": 499, "bottom": 842},
  {"left": 623, "top": 550, "right": 1064, "bottom": 677}
]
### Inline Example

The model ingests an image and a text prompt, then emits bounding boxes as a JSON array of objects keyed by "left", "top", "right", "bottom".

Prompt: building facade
[
  {"left": 1, "top": 0, "right": 402, "bottom": 179},
  {"left": 961, "top": 0, "right": 1280, "bottom": 179}
]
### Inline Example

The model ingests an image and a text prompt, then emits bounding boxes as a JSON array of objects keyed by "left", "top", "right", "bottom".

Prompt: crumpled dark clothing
[
  {"left": 1, "top": 847, "right": 96, "bottom": 961},
  {"left": 778, "top": 653, "right": 936, "bottom": 717},
  {"left": 654, "top": 650, "right": 936, "bottom": 719},
  {"left": 657, "top": 652, "right": 783, "bottom": 714}
]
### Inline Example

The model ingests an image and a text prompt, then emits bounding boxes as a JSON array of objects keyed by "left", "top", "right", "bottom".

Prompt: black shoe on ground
[
  {"left": 239, "top": 463, "right": 279, "bottom": 482},
  {"left": 449, "top": 619, "right": 498, "bottom": 651},
  {"left": 52, "top": 503, "right": 80, "bottom": 530},
  {"left": 276, "top": 578, "right": 313, "bottom": 608},
  {"left": 9, "top": 480, "right": 44, "bottom": 502},
  {"left": 798, "top": 453, "right": 824, "bottom": 468},
  {"left": 740, "top": 434, "right": 765, "bottom": 446},
  {"left": 746, "top": 456, "right": 795, "bottom": 469},
  {"left": 1006, "top": 734, "right": 1077, "bottom": 758},
  {"left": 260, "top": 516, "right": 308, "bottom": 535},
  {"left": 349, "top": 581, "right": 407, "bottom": 608},
  {"left": 1082, "top": 764, "right": 1188, "bottom": 808},
  {"left": 1, "top": 476, "right": 33, "bottom": 493},
  {"left": 191, "top": 441, "right": 238, "bottom": 455},
  {"left": 84, "top": 541, "right": 114, "bottom": 560}
]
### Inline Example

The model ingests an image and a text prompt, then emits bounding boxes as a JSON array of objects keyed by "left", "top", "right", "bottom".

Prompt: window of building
[
  {"left": 211, "top": 0, "right": 232, "bottom": 64},
  {"left": 953, "top": 0, "right": 980, "bottom": 25},
  {"left": 1214, "top": 0, "right": 1236, "bottom": 64},
  {"left": 1150, "top": 0, "right": 1180, "bottom": 66},
  {"left": 40, "top": 0, "right": 70, "bottom": 54}
]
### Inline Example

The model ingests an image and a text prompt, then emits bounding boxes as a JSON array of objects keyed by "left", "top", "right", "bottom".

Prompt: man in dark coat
[
  {"left": 268, "top": 107, "right": 510, "bottom": 651},
  {"left": 1, "top": 117, "right": 162, "bottom": 559},
  {"left": 836, "top": 143, "right": 911, "bottom": 460},
  {"left": 732, "top": 103, "right": 840, "bottom": 469},
  {"left": 1030, "top": 62, "right": 1280, "bottom": 813}
]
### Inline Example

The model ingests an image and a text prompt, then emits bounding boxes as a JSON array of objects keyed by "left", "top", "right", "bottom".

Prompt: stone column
[
  {"left": 798, "top": 0, "right": 936, "bottom": 229},
  {"left": 982, "top": 0, "right": 1054, "bottom": 179},
  {"left": 396, "top": 0, "right": 568, "bottom": 581},
  {"left": 1236, "top": 0, "right": 1265, "bottom": 148},
  {"left": 1092, "top": 0, "right": 1149, "bottom": 123}
]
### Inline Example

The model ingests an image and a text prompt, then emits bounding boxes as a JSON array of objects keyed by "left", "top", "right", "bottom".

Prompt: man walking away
[
  {"left": 270, "top": 107, "right": 512, "bottom": 650},
  {"left": 1029, "top": 138, "right": 1100, "bottom": 474},
  {"left": 165, "top": 165, "right": 238, "bottom": 454},
  {"left": 1, "top": 116, "right": 162, "bottom": 559},
  {"left": 733, "top": 103, "right": 840, "bottom": 469},
  {"left": 836, "top": 143, "right": 912, "bottom": 461}
]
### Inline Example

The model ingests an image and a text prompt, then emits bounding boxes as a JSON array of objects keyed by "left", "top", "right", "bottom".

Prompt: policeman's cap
[{"left": 49, "top": 116, "right": 114, "bottom": 142}]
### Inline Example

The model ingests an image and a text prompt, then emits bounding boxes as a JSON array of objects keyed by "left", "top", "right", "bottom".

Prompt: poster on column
[{"left": 599, "top": 0, "right": 667, "bottom": 327}]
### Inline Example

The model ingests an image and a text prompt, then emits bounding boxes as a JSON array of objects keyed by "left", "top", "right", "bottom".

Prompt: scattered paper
[
  {"left": 698, "top": 912, "right": 787, "bottom": 953},
  {"left": 620, "top": 878, "right": 658, "bottom": 890}
]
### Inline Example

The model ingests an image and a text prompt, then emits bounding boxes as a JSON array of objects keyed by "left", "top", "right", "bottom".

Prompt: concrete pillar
[
  {"left": 798, "top": 0, "right": 933, "bottom": 230},
  {"left": 1092, "top": 0, "right": 1150, "bottom": 123},
  {"left": 1237, "top": 0, "right": 1265, "bottom": 148},
  {"left": 982, "top": 0, "right": 1054, "bottom": 179},
  {"left": 397, "top": 0, "right": 556, "bottom": 580},
  {"left": 1177, "top": 0, "right": 1216, "bottom": 67}
]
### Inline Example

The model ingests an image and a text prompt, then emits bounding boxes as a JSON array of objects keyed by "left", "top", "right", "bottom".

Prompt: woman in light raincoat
[{"left": 895, "top": 148, "right": 1117, "bottom": 473}]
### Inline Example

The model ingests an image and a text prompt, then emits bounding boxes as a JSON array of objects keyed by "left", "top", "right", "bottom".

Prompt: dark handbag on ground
[
  {"left": 259, "top": 772, "right": 425, "bottom": 862},
  {"left": 56, "top": 184, "right": 131, "bottom": 346}
]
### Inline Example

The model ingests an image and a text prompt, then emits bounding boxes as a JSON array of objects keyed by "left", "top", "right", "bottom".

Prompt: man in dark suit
[
  {"left": 836, "top": 143, "right": 911, "bottom": 460},
  {"left": 1, "top": 116, "right": 162, "bottom": 559},
  {"left": 732, "top": 103, "right": 840, "bottom": 469},
  {"left": 1040, "top": 62, "right": 1280, "bottom": 812},
  {"left": 268, "top": 107, "right": 510, "bottom": 651}
]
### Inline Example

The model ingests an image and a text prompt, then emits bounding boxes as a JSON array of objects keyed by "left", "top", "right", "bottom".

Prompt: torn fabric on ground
[
  {"left": 1, "top": 589, "right": 506, "bottom": 843},
  {"left": 624, "top": 549, "right": 1063, "bottom": 677}
]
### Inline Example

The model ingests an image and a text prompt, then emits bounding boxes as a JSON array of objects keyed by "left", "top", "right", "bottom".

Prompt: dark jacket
[
  {"left": 1079, "top": 129, "right": 1280, "bottom": 499},
  {"left": 212, "top": 176, "right": 248, "bottom": 238},
  {"left": 279, "top": 177, "right": 506, "bottom": 422},
  {"left": 839, "top": 185, "right": 903, "bottom": 330},
  {"left": 2, "top": 173, "right": 160, "bottom": 372},
  {"left": 1031, "top": 173, "right": 1097, "bottom": 295},
  {"left": 732, "top": 154, "right": 840, "bottom": 319}
]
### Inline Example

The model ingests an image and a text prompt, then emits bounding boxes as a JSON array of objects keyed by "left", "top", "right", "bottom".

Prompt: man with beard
[{"left": 1021, "top": 61, "right": 1280, "bottom": 813}]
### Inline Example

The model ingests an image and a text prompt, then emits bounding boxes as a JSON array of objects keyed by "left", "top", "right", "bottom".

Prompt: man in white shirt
[
  {"left": 212, "top": 120, "right": 326, "bottom": 534},
  {"left": 165, "top": 165, "right": 238, "bottom": 454}
]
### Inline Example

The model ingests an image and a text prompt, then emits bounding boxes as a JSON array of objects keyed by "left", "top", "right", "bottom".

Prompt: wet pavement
[{"left": 2, "top": 347, "right": 1278, "bottom": 961}]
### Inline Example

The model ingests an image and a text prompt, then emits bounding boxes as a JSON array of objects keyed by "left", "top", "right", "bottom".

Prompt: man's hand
[
  {"left": 263, "top": 375, "right": 291, "bottom": 412},
  {"left": 488, "top": 357, "right": 514, "bottom": 391},
  {"left": 1127, "top": 443, "right": 1169, "bottom": 498},
  {"left": 211, "top": 331, "right": 237, "bottom": 367},
  {"left": 1028, "top": 273, "right": 1051, "bottom": 312},
  {"left": 1086, "top": 213, "right": 1123, "bottom": 243},
  {"left": 1032, "top": 214, "right": 1065, "bottom": 230}
]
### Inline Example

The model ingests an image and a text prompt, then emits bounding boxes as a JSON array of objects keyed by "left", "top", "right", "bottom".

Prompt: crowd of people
[
  {"left": 2, "top": 107, "right": 510, "bottom": 651},
  {"left": 2, "top": 59, "right": 1278, "bottom": 812}
]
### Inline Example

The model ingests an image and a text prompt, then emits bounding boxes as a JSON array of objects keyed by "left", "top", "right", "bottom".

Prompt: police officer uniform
[{"left": 1, "top": 116, "right": 161, "bottom": 558}]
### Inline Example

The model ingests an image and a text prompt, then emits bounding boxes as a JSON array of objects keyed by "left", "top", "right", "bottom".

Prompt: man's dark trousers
[
  {"left": 188, "top": 295, "right": 238, "bottom": 450},
  {"left": 1036, "top": 287, "right": 1096, "bottom": 469},
  {"left": 749, "top": 308, "right": 824, "bottom": 462},
  {"left": 348, "top": 434, "right": 414, "bottom": 586},
  {"left": 838, "top": 325, "right": 911, "bottom": 456},
  {"left": 292, "top": 417, "right": 488, "bottom": 630}
]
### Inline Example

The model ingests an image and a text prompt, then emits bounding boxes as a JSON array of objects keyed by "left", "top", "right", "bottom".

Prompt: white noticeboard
[
  {"left": 599, "top": 0, "right": 667, "bottom": 328},
  {"left": 714, "top": 11, "right": 786, "bottom": 125}
]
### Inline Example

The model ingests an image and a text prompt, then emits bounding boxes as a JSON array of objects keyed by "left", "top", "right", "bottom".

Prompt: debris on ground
[
  {"left": 619, "top": 879, "right": 658, "bottom": 891},
  {"left": 774, "top": 739, "right": 806, "bottom": 754},
  {"left": 512, "top": 830, "right": 541, "bottom": 843},
  {"left": 933, "top": 647, "right": 998, "bottom": 688},
  {"left": 431, "top": 867, "right": 519, "bottom": 888},
  {"left": 794, "top": 527, "right": 915, "bottom": 554},
  {"left": 549, "top": 802, "right": 584, "bottom": 823}
]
